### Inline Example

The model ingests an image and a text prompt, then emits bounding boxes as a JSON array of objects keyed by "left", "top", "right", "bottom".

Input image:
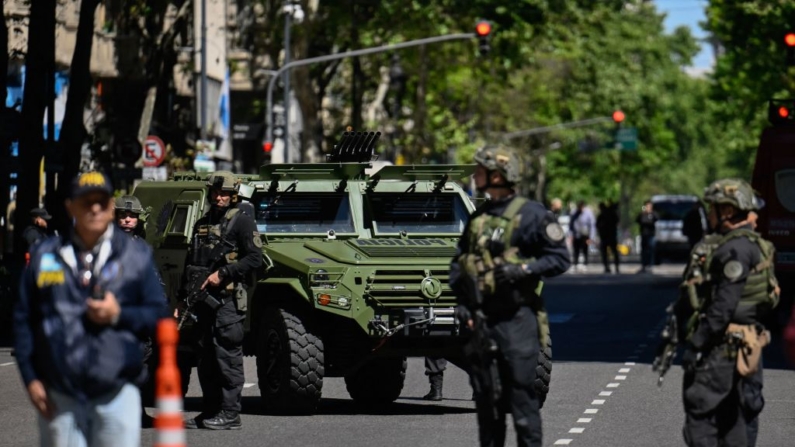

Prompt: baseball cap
[
  {"left": 30, "top": 208, "right": 52, "bottom": 220},
  {"left": 71, "top": 171, "right": 113, "bottom": 199}
]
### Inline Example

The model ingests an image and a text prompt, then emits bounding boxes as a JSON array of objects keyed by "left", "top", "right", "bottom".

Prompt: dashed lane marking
[
  {"left": 584, "top": 409, "right": 599, "bottom": 414},
  {"left": 615, "top": 375, "right": 627, "bottom": 380},
  {"left": 0, "top": 362, "right": 15, "bottom": 367},
  {"left": 599, "top": 391, "right": 613, "bottom": 396},
  {"left": 577, "top": 418, "right": 592, "bottom": 423},
  {"left": 554, "top": 440, "right": 573, "bottom": 445},
  {"left": 569, "top": 428, "right": 585, "bottom": 434},
  {"left": 606, "top": 383, "right": 620, "bottom": 388},
  {"left": 619, "top": 368, "right": 631, "bottom": 373},
  {"left": 243, "top": 383, "right": 256, "bottom": 388},
  {"left": 625, "top": 362, "right": 636, "bottom": 366},
  {"left": 591, "top": 399, "right": 605, "bottom": 405}
]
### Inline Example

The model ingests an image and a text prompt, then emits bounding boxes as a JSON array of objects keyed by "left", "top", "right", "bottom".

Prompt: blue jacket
[{"left": 14, "top": 226, "right": 169, "bottom": 399}]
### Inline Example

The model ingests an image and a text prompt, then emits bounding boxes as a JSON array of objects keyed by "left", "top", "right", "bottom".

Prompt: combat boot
[
  {"left": 423, "top": 374, "right": 443, "bottom": 401},
  {"left": 184, "top": 411, "right": 215, "bottom": 429},
  {"left": 203, "top": 410, "right": 242, "bottom": 430}
]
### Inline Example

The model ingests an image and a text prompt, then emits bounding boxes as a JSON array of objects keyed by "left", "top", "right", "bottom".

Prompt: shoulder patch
[
  {"left": 723, "top": 260, "right": 744, "bottom": 281},
  {"left": 253, "top": 231, "right": 263, "bottom": 248},
  {"left": 545, "top": 222, "right": 566, "bottom": 242}
]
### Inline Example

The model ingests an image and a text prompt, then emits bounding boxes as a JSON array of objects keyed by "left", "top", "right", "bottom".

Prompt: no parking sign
[{"left": 142, "top": 135, "right": 166, "bottom": 167}]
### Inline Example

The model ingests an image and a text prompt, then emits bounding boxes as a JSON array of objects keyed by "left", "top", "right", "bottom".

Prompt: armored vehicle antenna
[{"left": 326, "top": 131, "right": 381, "bottom": 163}]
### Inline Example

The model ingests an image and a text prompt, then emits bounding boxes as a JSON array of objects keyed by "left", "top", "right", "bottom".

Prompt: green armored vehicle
[{"left": 134, "top": 132, "right": 482, "bottom": 413}]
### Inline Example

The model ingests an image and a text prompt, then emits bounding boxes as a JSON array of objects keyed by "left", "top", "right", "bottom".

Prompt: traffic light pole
[
  {"left": 502, "top": 116, "right": 615, "bottom": 140},
  {"left": 264, "top": 33, "right": 476, "bottom": 164}
]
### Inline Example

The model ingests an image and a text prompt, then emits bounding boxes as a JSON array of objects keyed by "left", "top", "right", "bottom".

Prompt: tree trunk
[
  {"left": 14, "top": 0, "right": 55, "bottom": 262},
  {"left": 411, "top": 44, "right": 429, "bottom": 162},
  {"left": 54, "top": 0, "right": 101, "bottom": 235}
]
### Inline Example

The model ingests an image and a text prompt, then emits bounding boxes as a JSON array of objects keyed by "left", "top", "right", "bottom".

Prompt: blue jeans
[{"left": 38, "top": 383, "right": 141, "bottom": 447}]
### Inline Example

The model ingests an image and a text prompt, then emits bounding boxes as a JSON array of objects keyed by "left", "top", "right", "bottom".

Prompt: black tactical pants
[
  {"left": 196, "top": 299, "right": 245, "bottom": 414},
  {"left": 682, "top": 347, "right": 764, "bottom": 447},
  {"left": 599, "top": 237, "right": 619, "bottom": 272},
  {"left": 425, "top": 357, "right": 447, "bottom": 376},
  {"left": 475, "top": 306, "right": 542, "bottom": 447}
]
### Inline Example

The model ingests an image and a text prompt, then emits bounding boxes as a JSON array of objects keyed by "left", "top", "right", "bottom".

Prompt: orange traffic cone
[{"left": 154, "top": 318, "right": 185, "bottom": 447}]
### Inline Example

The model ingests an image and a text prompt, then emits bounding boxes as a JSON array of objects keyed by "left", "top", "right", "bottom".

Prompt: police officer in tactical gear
[
  {"left": 681, "top": 178, "right": 779, "bottom": 447},
  {"left": 183, "top": 171, "right": 262, "bottom": 430},
  {"left": 114, "top": 195, "right": 146, "bottom": 238},
  {"left": 450, "top": 145, "right": 570, "bottom": 447}
]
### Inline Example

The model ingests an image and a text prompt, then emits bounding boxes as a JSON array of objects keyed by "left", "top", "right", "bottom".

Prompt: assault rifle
[
  {"left": 177, "top": 266, "right": 224, "bottom": 330},
  {"left": 457, "top": 272, "right": 502, "bottom": 421},
  {"left": 651, "top": 303, "right": 679, "bottom": 386}
]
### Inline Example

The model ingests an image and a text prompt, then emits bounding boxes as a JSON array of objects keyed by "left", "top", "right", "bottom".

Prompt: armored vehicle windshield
[{"left": 368, "top": 193, "right": 469, "bottom": 235}]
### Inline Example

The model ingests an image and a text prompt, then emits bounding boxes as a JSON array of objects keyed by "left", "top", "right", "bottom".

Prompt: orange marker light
[
  {"left": 785, "top": 33, "right": 795, "bottom": 47},
  {"left": 779, "top": 106, "right": 790, "bottom": 118},
  {"left": 475, "top": 21, "right": 491, "bottom": 37},
  {"left": 612, "top": 110, "right": 625, "bottom": 123}
]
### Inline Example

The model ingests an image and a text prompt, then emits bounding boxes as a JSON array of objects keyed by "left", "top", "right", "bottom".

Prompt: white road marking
[
  {"left": 591, "top": 399, "right": 605, "bottom": 405},
  {"left": 554, "top": 440, "right": 573, "bottom": 445},
  {"left": 625, "top": 362, "right": 636, "bottom": 365},
  {"left": 584, "top": 409, "right": 598, "bottom": 414},
  {"left": 569, "top": 428, "right": 585, "bottom": 434},
  {"left": 0, "top": 362, "right": 15, "bottom": 367},
  {"left": 606, "top": 383, "right": 620, "bottom": 388},
  {"left": 243, "top": 383, "right": 256, "bottom": 388},
  {"left": 599, "top": 391, "right": 613, "bottom": 396},
  {"left": 615, "top": 375, "right": 627, "bottom": 380},
  {"left": 619, "top": 368, "right": 631, "bottom": 373},
  {"left": 577, "top": 418, "right": 592, "bottom": 423}
]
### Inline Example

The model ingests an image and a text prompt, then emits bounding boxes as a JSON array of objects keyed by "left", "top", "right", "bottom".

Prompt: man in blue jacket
[{"left": 14, "top": 171, "right": 168, "bottom": 447}]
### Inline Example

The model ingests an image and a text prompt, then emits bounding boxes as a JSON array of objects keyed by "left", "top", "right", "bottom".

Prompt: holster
[{"left": 726, "top": 323, "right": 770, "bottom": 377}]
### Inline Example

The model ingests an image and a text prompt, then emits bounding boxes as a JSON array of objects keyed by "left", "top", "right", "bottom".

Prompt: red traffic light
[
  {"left": 612, "top": 110, "right": 625, "bottom": 123},
  {"left": 263, "top": 142, "right": 273, "bottom": 153},
  {"left": 785, "top": 33, "right": 795, "bottom": 47},
  {"left": 779, "top": 106, "right": 790, "bottom": 118},
  {"left": 475, "top": 21, "right": 491, "bottom": 37}
]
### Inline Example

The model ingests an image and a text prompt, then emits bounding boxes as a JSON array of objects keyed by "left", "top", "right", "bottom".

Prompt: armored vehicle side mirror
[{"left": 238, "top": 183, "right": 256, "bottom": 199}]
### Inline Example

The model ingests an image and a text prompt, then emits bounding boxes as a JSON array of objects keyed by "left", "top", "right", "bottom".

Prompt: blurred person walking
[
  {"left": 636, "top": 200, "right": 659, "bottom": 273},
  {"left": 13, "top": 171, "right": 168, "bottom": 446},
  {"left": 596, "top": 202, "right": 620, "bottom": 274},
  {"left": 569, "top": 201, "right": 595, "bottom": 271}
]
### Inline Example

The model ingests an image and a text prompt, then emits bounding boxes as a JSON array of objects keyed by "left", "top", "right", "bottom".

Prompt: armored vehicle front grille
[
  {"left": 365, "top": 269, "right": 456, "bottom": 307},
  {"left": 352, "top": 244, "right": 457, "bottom": 258}
]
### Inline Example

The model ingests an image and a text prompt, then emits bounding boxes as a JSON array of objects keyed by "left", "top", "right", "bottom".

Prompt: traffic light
[
  {"left": 475, "top": 20, "right": 492, "bottom": 56},
  {"left": 785, "top": 32, "right": 795, "bottom": 66},
  {"left": 114, "top": 136, "right": 141, "bottom": 165},
  {"left": 767, "top": 99, "right": 795, "bottom": 126},
  {"left": 612, "top": 110, "right": 626, "bottom": 125}
]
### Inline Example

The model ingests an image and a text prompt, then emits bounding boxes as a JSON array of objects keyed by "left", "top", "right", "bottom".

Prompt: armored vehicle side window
[
  {"left": 368, "top": 193, "right": 468, "bottom": 234},
  {"left": 169, "top": 206, "right": 191, "bottom": 234},
  {"left": 253, "top": 192, "right": 355, "bottom": 234}
]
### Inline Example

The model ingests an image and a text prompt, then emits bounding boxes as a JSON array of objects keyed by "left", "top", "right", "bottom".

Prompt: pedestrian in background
[
  {"left": 597, "top": 202, "right": 620, "bottom": 274},
  {"left": 13, "top": 171, "right": 167, "bottom": 447},
  {"left": 23, "top": 208, "right": 52, "bottom": 251},
  {"left": 570, "top": 201, "right": 596, "bottom": 271},
  {"left": 636, "top": 200, "right": 658, "bottom": 273}
]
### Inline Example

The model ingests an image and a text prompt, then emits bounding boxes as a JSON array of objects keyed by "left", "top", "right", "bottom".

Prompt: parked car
[{"left": 651, "top": 194, "right": 700, "bottom": 263}]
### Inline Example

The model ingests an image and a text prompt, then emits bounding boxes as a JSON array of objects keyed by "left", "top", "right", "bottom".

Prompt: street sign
[
  {"left": 143, "top": 135, "right": 166, "bottom": 167},
  {"left": 142, "top": 166, "right": 168, "bottom": 181},
  {"left": 615, "top": 127, "right": 638, "bottom": 151}
]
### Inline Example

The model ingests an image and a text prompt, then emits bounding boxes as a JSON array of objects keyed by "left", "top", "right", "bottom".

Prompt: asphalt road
[{"left": 1, "top": 262, "right": 794, "bottom": 447}]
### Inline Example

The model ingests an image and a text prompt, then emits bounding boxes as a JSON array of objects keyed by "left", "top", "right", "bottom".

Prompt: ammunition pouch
[
  {"left": 184, "top": 265, "right": 224, "bottom": 311},
  {"left": 726, "top": 323, "right": 770, "bottom": 377}
]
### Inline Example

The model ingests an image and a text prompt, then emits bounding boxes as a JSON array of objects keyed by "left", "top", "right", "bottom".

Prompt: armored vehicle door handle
[{"left": 162, "top": 263, "right": 178, "bottom": 271}]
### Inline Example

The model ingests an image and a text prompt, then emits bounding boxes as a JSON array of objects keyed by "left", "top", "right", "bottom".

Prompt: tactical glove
[
  {"left": 493, "top": 263, "right": 529, "bottom": 284},
  {"left": 681, "top": 346, "right": 702, "bottom": 371},
  {"left": 455, "top": 305, "right": 472, "bottom": 326}
]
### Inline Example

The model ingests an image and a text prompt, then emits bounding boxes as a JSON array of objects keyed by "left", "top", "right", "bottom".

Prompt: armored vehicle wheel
[
  {"left": 345, "top": 357, "right": 407, "bottom": 405},
  {"left": 257, "top": 308, "right": 324, "bottom": 414},
  {"left": 535, "top": 336, "right": 553, "bottom": 408}
]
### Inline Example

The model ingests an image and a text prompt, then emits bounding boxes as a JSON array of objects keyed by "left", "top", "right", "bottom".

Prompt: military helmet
[
  {"left": 473, "top": 145, "right": 523, "bottom": 184},
  {"left": 206, "top": 171, "right": 240, "bottom": 192},
  {"left": 703, "top": 178, "right": 761, "bottom": 211},
  {"left": 114, "top": 195, "right": 145, "bottom": 214}
]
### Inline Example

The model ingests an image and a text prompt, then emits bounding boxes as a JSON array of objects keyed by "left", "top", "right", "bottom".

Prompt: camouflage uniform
[
  {"left": 450, "top": 146, "right": 570, "bottom": 447},
  {"left": 681, "top": 179, "right": 779, "bottom": 447}
]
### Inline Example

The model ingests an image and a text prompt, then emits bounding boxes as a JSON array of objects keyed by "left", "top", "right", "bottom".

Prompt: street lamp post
[
  {"left": 263, "top": 32, "right": 477, "bottom": 163},
  {"left": 200, "top": 0, "right": 208, "bottom": 141},
  {"left": 282, "top": 1, "right": 304, "bottom": 162}
]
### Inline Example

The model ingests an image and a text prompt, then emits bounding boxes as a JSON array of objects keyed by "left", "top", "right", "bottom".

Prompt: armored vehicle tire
[
  {"left": 345, "top": 357, "right": 407, "bottom": 405},
  {"left": 535, "top": 336, "right": 552, "bottom": 408},
  {"left": 257, "top": 307, "right": 324, "bottom": 414}
]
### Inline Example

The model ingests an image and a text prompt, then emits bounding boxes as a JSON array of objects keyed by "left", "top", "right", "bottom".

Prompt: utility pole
[
  {"left": 283, "top": 4, "right": 291, "bottom": 162},
  {"left": 200, "top": 0, "right": 207, "bottom": 141}
]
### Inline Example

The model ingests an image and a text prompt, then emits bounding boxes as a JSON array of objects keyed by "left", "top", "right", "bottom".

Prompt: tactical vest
[
  {"left": 683, "top": 228, "right": 780, "bottom": 339},
  {"left": 457, "top": 196, "right": 549, "bottom": 346},
  {"left": 193, "top": 207, "right": 247, "bottom": 311}
]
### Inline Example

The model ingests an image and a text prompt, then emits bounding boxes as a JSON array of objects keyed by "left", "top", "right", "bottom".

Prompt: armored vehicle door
[{"left": 154, "top": 189, "right": 206, "bottom": 307}]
